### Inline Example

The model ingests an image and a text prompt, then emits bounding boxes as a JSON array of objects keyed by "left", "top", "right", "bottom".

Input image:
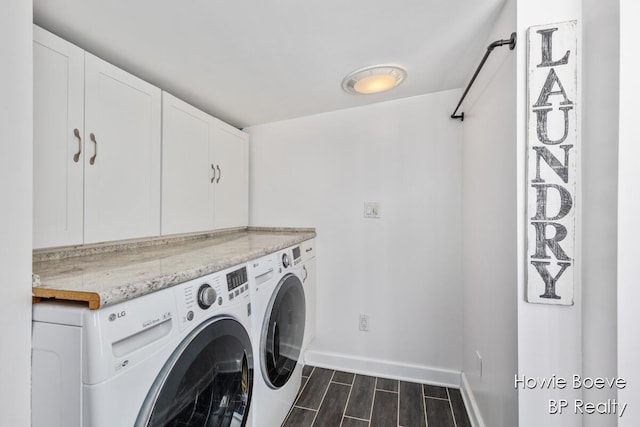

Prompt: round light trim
[{"left": 342, "top": 65, "right": 407, "bottom": 95}]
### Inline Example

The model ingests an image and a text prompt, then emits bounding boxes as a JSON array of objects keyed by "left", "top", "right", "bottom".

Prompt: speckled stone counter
[{"left": 32, "top": 227, "right": 316, "bottom": 309}]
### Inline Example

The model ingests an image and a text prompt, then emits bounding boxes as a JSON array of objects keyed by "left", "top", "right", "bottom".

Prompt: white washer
[
  {"left": 248, "top": 248, "right": 306, "bottom": 427},
  {"left": 32, "top": 264, "right": 254, "bottom": 427}
]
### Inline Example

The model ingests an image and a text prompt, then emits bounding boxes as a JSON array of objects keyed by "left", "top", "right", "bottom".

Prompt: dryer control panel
[
  {"left": 278, "top": 247, "right": 299, "bottom": 271},
  {"left": 292, "top": 245, "right": 302, "bottom": 266}
]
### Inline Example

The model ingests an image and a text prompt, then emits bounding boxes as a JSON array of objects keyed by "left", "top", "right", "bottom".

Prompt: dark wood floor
[{"left": 282, "top": 365, "right": 472, "bottom": 427}]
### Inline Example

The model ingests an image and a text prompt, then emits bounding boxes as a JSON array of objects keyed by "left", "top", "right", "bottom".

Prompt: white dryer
[
  {"left": 248, "top": 248, "right": 306, "bottom": 427},
  {"left": 297, "top": 239, "right": 316, "bottom": 355},
  {"left": 32, "top": 264, "right": 254, "bottom": 427}
]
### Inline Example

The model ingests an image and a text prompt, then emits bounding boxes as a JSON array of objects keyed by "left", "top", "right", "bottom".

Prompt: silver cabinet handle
[
  {"left": 89, "top": 133, "right": 97, "bottom": 165},
  {"left": 73, "top": 128, "right": 82, "bottom": 163},
  {"left": 211, "top": 164, "right": 216, "bottom": 183},
  {"left": 216, "top": 165, "right": 221, "bottom": 183}
]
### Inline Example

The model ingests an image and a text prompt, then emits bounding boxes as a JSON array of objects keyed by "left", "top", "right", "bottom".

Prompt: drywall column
[
  {"left": 617, "top": 0, "right": 640, "bottom": 424},
  {"left": 516, "top": 1, "right": 582, "bottom": 426},
  {"left": 0, "top": 1, "right": 33, "bottom": 426},
  {"left": 581, "top": 1, "right": 620, "bottom": 426},
  {"left": 459, "top": 0, "right": 518, "bottom": 426}
]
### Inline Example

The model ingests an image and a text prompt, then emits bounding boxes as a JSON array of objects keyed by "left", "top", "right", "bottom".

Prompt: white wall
[
  {"left": 581, "top": 1, "right": 620, "bottom": 426},
  {"left": 459, "top": 0, "right": 518, "bottom": 425},
  {"left": 246, "top": 90, "right": 463, "bottom": 384},
  {"left": 0, "top": 1, "right": 33, "bottom": 426},
  {"left": 618, "top": 0, "right": 640, "bottom": 424},
  {"left": 516, "top": 1, "right": 583, "bottom": 426}
]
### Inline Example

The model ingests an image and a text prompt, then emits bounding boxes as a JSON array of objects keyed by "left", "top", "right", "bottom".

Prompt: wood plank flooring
[{"left": 281, "top": 365, "right": 472, "bottom": 427}]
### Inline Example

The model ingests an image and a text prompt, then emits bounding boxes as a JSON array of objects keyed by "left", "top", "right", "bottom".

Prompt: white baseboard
[
  {"left": 303, "top": 349, "right": 461, "bottom": 388},
  {"left": 460, "top": 372, "right": 485, "bottom": 427}
]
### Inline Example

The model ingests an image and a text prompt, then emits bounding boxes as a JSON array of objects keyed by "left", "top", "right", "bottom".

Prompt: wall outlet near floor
[
  {"left": 359, "top": 314, "right": 370, "bottom": 331},
  {"left": 363, "top": 202, "right": 380, "bottom": 218},
  {"left": 476, "top": 350, "right": 483, "bottom": 377}
]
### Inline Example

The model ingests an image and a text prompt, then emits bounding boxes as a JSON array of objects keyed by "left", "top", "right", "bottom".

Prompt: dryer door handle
[
  {"left": 303, "top": 265, "right": 308, "bottom": 283},
  {"left": 271, "top": 321, "right": 280, "bottom": 365}
]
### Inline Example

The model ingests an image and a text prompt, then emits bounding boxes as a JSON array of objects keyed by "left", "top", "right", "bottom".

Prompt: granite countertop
[{"left": 32, "top": 227, "right": 316, "bottom": 309}]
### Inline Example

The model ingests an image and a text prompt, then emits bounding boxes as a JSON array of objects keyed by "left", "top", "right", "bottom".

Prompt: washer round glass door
[
  {"left": 261, "top": 273, "right": 306, "bottom": 389},
  {"left": 136, "top": 316, "right": 253, "bottom": 427}
]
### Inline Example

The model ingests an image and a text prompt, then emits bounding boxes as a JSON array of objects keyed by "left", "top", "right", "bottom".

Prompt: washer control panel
[
  {"left": 226, "top": 266, "right": 249, "bottom": 302},
  {"left": 175, "top": 274, "right": 224, "bottom": 331},
  {"left": 197, "top": 284, "right": 217, "bottom": 309}
]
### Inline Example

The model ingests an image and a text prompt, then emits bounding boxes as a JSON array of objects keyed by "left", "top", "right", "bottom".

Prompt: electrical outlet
[
  {"left": 359, "top": 314, "right": 370, "bottom": 331},
  {"left": 363, "top": 202, "right": 380, "bottom": 218},
  {"left": 476, "top": 350, "right": 483, "bottom": 377}
]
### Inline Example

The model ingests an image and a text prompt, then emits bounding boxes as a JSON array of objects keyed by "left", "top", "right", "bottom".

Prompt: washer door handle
[{"left": 241, "top": 352, "right": 249, "bottom": 401}]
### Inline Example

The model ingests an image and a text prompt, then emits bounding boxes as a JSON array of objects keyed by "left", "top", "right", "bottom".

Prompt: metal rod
[{"left": 450, "top": 32, "right": 517, "bottom": 121}]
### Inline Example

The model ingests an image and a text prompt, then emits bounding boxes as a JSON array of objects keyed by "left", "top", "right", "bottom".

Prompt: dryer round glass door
[
  {"left": 261, "top": 273, "right": 306, "bottom": 389},
  {"left": 136, "top": 316, "right": 253, "bottom": 427}
]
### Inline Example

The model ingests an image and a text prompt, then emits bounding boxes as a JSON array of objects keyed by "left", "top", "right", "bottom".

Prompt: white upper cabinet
[
  {"left": 161, "top": 92, "right": 215, "bottom": 235},
  {"left": 33, "top": 26, "right": 85, "bottom": 248},
  {"left": 161, "top": 92, "right": 248, "bottom": 235},
  {"left": 34, "top": 26, "right": 245, "bottom": 247},
  {"left": 33, "top": 26, "right": 161, "bottom": 247},
  {"left": 83, "top": 54, "right": 161, "bottom": 244},
  {"left": 210, "top": 120, "right": 249, "bottom": 230}
]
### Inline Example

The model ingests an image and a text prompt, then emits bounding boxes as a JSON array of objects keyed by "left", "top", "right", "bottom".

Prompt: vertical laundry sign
[{"left": 527, "top": 21, "right": 577, "bottom": 305}]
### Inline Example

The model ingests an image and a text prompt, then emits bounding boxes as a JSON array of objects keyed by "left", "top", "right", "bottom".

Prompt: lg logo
[{"left": 108, "top": 311, "right": 126, "bottom": 322}]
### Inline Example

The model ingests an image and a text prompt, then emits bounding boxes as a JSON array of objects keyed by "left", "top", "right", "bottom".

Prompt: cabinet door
[
  {"left": 161, "top": 92, "right": 215, "bottom": 235},
  {"left": 83, "top": 53, "right": 161, "bottom": 244},
  {"left": 211, "top": 121, "right": 248, "bottom": 229},
  {"left": 33, "top": 26, "right": 85, "bottom": 248}
]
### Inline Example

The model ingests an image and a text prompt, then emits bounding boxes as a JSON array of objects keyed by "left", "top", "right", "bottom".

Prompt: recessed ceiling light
[{"left": 342, "top": 65, "right": 407, "bottom": 95}]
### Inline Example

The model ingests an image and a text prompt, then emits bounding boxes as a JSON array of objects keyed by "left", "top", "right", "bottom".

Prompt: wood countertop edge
[{"left": 32, "top": 288, "right": 101, "bottom": 310}]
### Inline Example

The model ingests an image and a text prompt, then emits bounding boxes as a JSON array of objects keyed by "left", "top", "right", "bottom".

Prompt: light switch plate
[
  {"left": 359, "top": 314, "right": 370, "bottom": 331},
  {"left": 364, "top": 202, "right": 380, "bottom": 218}
]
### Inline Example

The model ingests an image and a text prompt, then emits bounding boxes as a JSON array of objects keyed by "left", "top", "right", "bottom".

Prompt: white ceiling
[{"left": 34, "top": 0, "right": 505, "bottom": 128}]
